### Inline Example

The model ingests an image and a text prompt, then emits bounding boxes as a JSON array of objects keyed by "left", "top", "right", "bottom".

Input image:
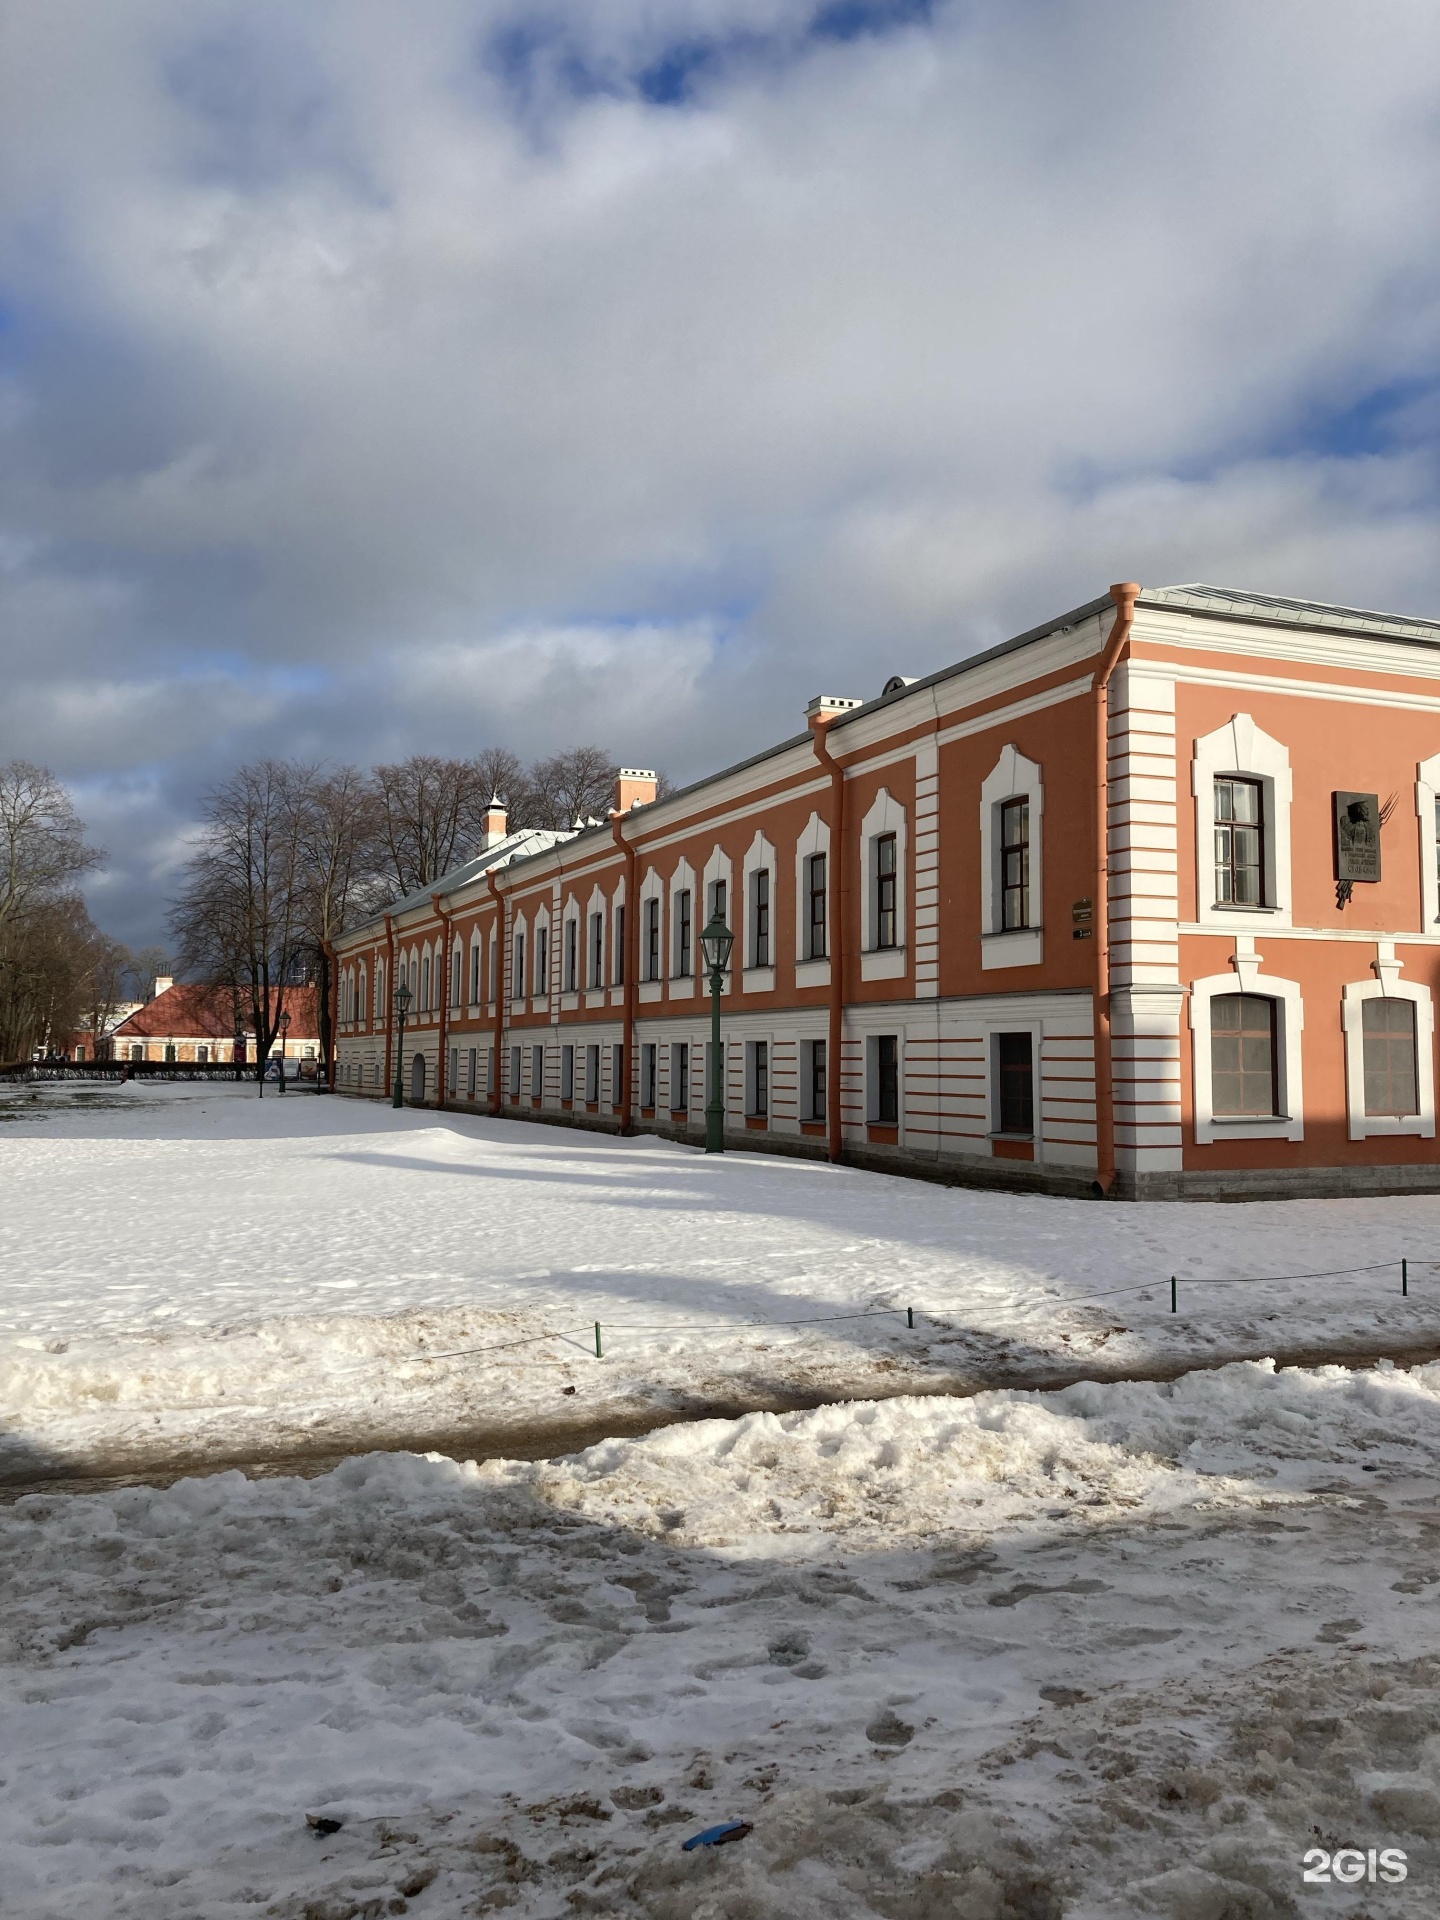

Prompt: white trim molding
[
  {"left": 860, "top": 788, "right": 907, "bottom": 982},
  {"left": 1191, "top": 713, "right": 1293, "bottom": 930},
  {"left": 793, "top": 810, "right": 831, "bottom": 978},
  {"left": 1416, "top": 753, "right": 1440, "bottom": 931},
  {"left": 1188, "top": 937, "right": 1304, "bottom": 1144},
  {"left": 979, "top": 743, "right": 1044, "bottom": 970},
  {"left": 1341, "top": 942, "right": 1435, "bottom": 1141},
  {"left": 741, "top": 830, "right": 777, "bottom": 984}
]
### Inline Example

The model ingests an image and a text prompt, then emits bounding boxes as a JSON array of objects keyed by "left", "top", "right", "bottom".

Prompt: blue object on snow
[{"left": 682, "top": 1820, "right": 752, "bottom": 1852}]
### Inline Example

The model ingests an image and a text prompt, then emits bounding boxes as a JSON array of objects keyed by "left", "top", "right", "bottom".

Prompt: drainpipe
[
  {"left": 1092, "top": 582, "right": 1141, "bottom": 1197},
  {"left": 487, "top": 869, "right": 506, "bottom": 1116},
  {"left": 432, "top": 894, "right": 451, "bottom": 1108},
  {"left": 809, "top": 714, "right": 847, "bottom": 1164},
  {"left": 383, "top": 914, "right": 395, "bottom": 1100},
  {"left": 611, "top": 812, "right": 639, "bottom": 1133}
]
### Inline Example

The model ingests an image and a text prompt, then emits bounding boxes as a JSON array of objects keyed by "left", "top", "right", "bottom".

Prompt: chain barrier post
[
  {"left": 907, "top": 1307, "right": 914, "bottom": 1329},
  {"left": 1170, "top": 1276, "right": 1177, "bottom": 1314},
  {"left": 594, "top": 1321, "right": 603, "bottom": 1359},
  {"left": 1402, "top": 1258, "right": 1408, "bottom": 1298}
]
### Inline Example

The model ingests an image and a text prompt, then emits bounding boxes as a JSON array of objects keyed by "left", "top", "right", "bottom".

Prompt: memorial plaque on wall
[{"left": 1334, "top": 791, "right": 1381, "bottom": 883}]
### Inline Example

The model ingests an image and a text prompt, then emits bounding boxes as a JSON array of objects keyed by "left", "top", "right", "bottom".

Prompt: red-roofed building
[{"left": 107, "top": 979, "right": 320, "bottom": 1071}]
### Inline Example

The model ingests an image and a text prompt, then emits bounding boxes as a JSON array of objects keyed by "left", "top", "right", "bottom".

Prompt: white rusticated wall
[{"left": 1107, "top": 661, "right": 1185, "bottom": 1178}]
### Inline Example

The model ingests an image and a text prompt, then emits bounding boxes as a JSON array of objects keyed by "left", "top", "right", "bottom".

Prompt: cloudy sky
[{"left": 3, "top": 0, "right": 1439, "bottom": 948}]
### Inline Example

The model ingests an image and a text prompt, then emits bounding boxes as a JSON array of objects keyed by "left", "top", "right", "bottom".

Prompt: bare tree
[
  {"left": 525, "top": 746, "right": 619, "bottom": 829},
  {"left": 295, "top": 764, "right": 383, "bottom": 1082},
  {"left": 473, "top": 747, "right": 526, "bottom": 814},
  {"left": 370, "top": 756, "right": 497, "bottom": 897},
  {"left": 0, "top": 896, "right": 108, "bottom": 1061},
  {"left": 170, "top": 761, "right": 310, "bottom": 1085},
  {"left": 124, "top": 945, "right": 177, "bottom": 1001},
  {"left": 0, "top": 762, "right": 101, "bottom": 936}
]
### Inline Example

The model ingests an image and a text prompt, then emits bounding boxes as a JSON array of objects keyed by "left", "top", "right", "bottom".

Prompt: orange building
[
  {"left": 332, "top": 584, "right": 1440, "bottom": 1199},
  {"left": 109, "top": 980, "right": 320, "bottom": 1068}
]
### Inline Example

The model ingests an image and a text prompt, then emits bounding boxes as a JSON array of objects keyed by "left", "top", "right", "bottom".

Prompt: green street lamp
[
  {"left": 277, "top": 1009, "right": 291, "bottom": 1094},
  {"left": 391, "top": 977, "right": 412, "bottom": 1109},
  {"left": 699, "top": 909, "right": 734, "bottom": 1153}
]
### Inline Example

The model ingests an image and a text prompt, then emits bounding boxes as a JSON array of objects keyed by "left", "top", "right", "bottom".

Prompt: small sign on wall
[{"left": 1334, "top": 792, "right": 1382, "bottom": 884}]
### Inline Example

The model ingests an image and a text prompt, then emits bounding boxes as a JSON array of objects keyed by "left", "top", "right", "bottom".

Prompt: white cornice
[
  {"left": 1134, "top": 609, "right": 1440, "bottom": 684},
  {"left": 1130, "top": 657, "right": 1440, "bottom": 714}
]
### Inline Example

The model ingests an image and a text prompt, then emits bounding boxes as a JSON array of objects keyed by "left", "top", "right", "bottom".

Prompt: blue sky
[{"left": 1, "top": 0, "right": 1438, "bottom": 947}]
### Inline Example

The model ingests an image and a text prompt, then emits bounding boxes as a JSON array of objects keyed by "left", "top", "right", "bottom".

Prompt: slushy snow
[{"left": 4, "top": 1361, "right": 1440, "bottom": 1916}]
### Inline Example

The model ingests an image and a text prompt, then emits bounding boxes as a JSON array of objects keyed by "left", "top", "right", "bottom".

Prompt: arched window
[{"left": 420, "top": 953, "right": 431, "bottom": 1012}]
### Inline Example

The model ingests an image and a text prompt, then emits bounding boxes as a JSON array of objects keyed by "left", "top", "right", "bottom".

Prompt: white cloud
[{"left": 1, "top": 0, "right": 1438, "bottom": 941}]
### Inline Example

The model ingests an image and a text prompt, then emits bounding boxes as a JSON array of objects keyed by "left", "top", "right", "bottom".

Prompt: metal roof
[{"left": 1141, "top": 583, "right": 1440, "bottom": 646}]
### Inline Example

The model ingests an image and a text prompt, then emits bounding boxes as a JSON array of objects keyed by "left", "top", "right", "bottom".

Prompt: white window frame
[
  {"left": 530, "top": 1043, "right": 545, "bottom": 1100},
  {"left": 860, "top": 790, "right": 907, "bottom": 981},
  {"left": 560, "top": 899, "right": 581, "bottom": 999},
  {"left": 639, "top": 868, "right": 664, "bottom": 996},
  {"left": 469, "top": 938, "right": 481, "bottom": 1007},
  {"left": 611, "top": 1041, "right": 625, "bottom": 1111},
  {"left": 745, "top": 1037, "right": 772, "bottom": 1119},
  {"left": 980, "top": 744, "right": 1044, "bottom": 970},
  {"left": 988, "top": 1020, "right": 1044, "bottom": 1144},
  {"left": 801, "top": 1036, "right": 828, "bottom": 1121},
  {"left": 1188, "top": 938, "right": 1304, "bottom": 1143},
  {"left": 739, "top": 832, "right": 776, "bottom": 991},
  {"left": 1415, "top": 752, "right": 1440, "bottom": 930},
  {"left": 1192, "top": 714, "right": 1293, "bottom": 930},
  {"left": 560, "top": 1043, "right": 575, "bottom": 1101},
  {"left": 670, "top": 1040, "right": 691, "bottom": 1112},
  {"left": 451, "top": 939, "right": 463, "bottom": 1009},
  {"left": 1342, "top": 944, "right": 1435, "bottom": 1140},
  {"left": 669, "top": 860, "right": 697, "bottom": 992},
  {"left": 794, "top": 811, "right": 831, "bottom": 984},
  {"left": 585, "top": 1042, "right": 600, "bottom": 1105},
  {"left": 703, "top": 845, "right": 735, "bottom": 995},
  {"left": 866, "top": 1031, "right": 903, "bottom": 1125},
  {"left": 641, "top": 1041, "right": 658, "bottom": 1109}
]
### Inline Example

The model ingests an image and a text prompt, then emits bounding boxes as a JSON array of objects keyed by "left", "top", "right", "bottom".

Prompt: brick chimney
[
  {"left": 479, "top": 798, "right": 508, "bottom": 849},
  {"left": 614, "top": 768, "right": 658, "bottom": 813}
]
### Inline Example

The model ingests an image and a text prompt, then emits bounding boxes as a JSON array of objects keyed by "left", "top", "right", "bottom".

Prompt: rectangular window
[
  {"left": 509, "top": 1046, "right": 521, "bottom": 1098},
  {"left": 645, "top": 899, "right": 660, "bottom": 980},
  {"left": 421, "top": 955, "right": 431, "bottom": 1011},
  {"left": 586, "top": 1043, "right": 600, "bottom": 1104},
  {"left": 672, "top": 1041, "right": 690, "bottom": 1111},
  {"left": 750, "top": 1040, "right": 769, "bottom": 1118},
  {"left": 996, "top": 1032, "right": 1034, "bottom": 1134},
  {"left": 590, "top": 912, "right": 604, "bottom": 989},
  {"left": 875, "top": 834, "right": 898, "bottom": 949},
  {"left": 1363, "top": 998, "right": 1418, "bottom": 1117},
  {"left": 565, "top": 919, "right": 578, "bottom": 993},
  {"left": 470, "top": 944, "right": 481, "bottom": 1004},
  {"left": 675, "top": 889, "right": 692, "bottom": 977},
  {"left": 536, "top": 927, "right": 549, "bottom": 996},
  {"left": 752, "top": 869, "right": 770, "bottom": 967},
  {"left": 1214, "top": 778, "right": 1264, "bottom": 906},
  {"left": 452, "top": 950, "right": 462, "bottom": 1008},
  {"left": 195, "top": 1045, "right": 208, "bottom": 1064},
  {"left": 641, "top": 1042, "right": 657, "bottom": 1109},
  {"left": 614, "top": 906, "right": 625, "bottom": 986},
  {"left": 467, "top": 1047, "right": 477, "bottom": 1097},
  {"left": 806, "top": 853, "right": 827, "bottom": 959},
  {"left": 999, "top": 798, "right": 1030, "bottom": 931},
  {"left": 710, "top": 877, "right": 727, "bottom": 927},
  {"left": 1211, "top": 994, "right": 1277, "bottom": 1116},
  {"left": 561, "top": 1044, "right": 574, "bottom": 1100},
  {"left": 808, "top": 1038, "right": 827, "bottom": 1120},
  {"left": 874, "top": 1034, "right": 899, "bottom": 1123},
  {"left": 612, "top": 1042, "right": 624, "bottom": 1109},
  {"left": 531, "top": 1044, "right": 544, "bottom": 1100},
  {"left": 513, "top": 933, "right": 525, "bottom": 999}
]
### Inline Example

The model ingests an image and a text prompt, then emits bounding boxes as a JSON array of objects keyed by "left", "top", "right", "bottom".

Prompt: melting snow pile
[
  {"left": 4, "top": 1359, "right": 1440, "bottom": 1917},
  {"left": 4, "top": 1082, "right": 1440, "bottom": 1482}
]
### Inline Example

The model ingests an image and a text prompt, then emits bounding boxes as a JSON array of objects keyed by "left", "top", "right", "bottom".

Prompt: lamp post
[
  {"left": 391, "top": 978, "right": 412, "bottom": 1108},
  {"left": 277, "top": 1009, "right": 291, "bottom": 1093},
  {"left": 698, "top": 908, "right": 734, "bottom": 1153}
]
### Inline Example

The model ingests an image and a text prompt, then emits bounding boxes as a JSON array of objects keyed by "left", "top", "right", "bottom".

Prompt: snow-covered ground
[
  {"left": 1, "top": 1080, "right": 1437, "bottom": 1482},
  {"left": 5, "top": 1360, "right": 1440, "bottom": 1917}
]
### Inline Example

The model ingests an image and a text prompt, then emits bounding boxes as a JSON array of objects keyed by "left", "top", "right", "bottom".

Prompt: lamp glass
[
  {"left": 699, "top": 910, "right": 734, "bottom": 975},
  {"left": 394, "top": 979, "right": 412, "bottom": 1013}
]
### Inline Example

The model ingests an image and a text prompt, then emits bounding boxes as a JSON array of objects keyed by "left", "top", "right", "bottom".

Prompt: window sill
[
  {"left": 584, "top": 989, "right": 606, "bottom": 1010},
  {"left": 742, "top": 966, "right": 775, "bottom": 992},
  {"left": 668, "top": 976, "right": 697, "bottom": 998},
  {"left": 638, "top": 981, "right": 663, "bottom": 1004},
  {"left": 981, "top": 928, "right": 1043, "bottom": 970},
  {"left": 860, "top": 946, "right": 907, "bottom": 982},
  {"left": 794, "top": 957, "right": 831, "bottom": 988}
]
